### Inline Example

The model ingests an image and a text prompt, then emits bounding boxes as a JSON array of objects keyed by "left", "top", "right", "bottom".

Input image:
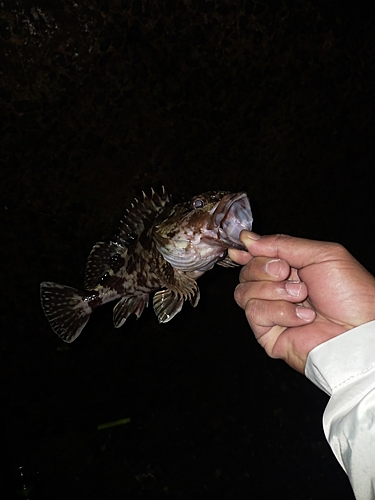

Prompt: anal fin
[{"left": 113, "top": 294, "right": 149, "bottom": 328}]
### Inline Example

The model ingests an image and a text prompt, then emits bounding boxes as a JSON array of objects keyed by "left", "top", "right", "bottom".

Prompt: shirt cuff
[
  {"left": 305, "top": 320, "right": 375, "bottom": 396},
  {"left": 305, "top": 320, "right": 375, "bottom": 496}
]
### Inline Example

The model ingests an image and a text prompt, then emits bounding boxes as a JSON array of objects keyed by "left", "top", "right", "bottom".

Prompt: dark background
[{"left": 1, "top": 1, "right": 374, "bottom": 498}]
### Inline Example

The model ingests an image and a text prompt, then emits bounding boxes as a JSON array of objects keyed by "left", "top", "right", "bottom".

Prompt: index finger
[
  {"left": 240, "top": 231, "right": 350, "bottom": 269},
  {"left": 228, "top": 248, "right": 252, "bottom": 266}
]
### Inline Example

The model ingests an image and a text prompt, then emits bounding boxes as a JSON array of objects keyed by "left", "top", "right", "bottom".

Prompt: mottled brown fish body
[{"left": 40, "top": 188, "right": 253, "bottom": 342}]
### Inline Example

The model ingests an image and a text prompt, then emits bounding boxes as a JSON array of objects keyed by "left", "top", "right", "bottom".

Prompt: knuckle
[
  {"left": 246, "top": 296, "right": 256, "bottom": 312},
  {"left": 273, "top": 233, "right": 293, "bottom": 254},
  {"left": 234, "top": 283, "right": 246, "bottom": 307},
  {"left": 323, "top": 241, "right": 349, "bottom": 261},
  {"left": 244, "top": 298, "right": 258, "bottom": 321},
  {"left": 244, "top": 298, "right": 268, "bottom": 327},
  {"left": 330, "top": 242, "right": 347, "bottom": 256},
  {"left": 238, "top": 265, "right": 249, "bottom": 283},
  {"left": 240, "top": 256, "right": 267, "bottom": 283},
  {"left": 277, "top": 306, "right": 287, "bottom": 321}
]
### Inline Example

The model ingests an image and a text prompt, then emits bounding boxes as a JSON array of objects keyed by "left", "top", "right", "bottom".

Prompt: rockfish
[{"left": 40, "top": 188, "right": 253, "bottom": 342}]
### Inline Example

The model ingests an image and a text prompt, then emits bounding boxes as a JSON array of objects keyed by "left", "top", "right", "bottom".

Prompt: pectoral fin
[
  {"left": 216, "top": 254, "right": 239, "bottom": 268},
  {"left": 153, "top": 268, "right": 201, "bottom": 323},
  {"left": 189, "top": 287, "right": 200, "bottom": 308},
  {"left": 153, "top": 290, "right": 184, "bottom": 323},
  {"left": 153, "top": 283, "right": 201, "bottom": 323}
]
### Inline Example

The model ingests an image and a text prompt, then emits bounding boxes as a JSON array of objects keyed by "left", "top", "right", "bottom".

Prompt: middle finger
[
  {"left": 234, "top": 279, "right": 308, "bottom": 310},
  {"left": 239, "top": 256, "right": 291, "bottom": 283}
]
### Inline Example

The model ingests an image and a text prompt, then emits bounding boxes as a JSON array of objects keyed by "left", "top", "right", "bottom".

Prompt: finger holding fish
[
  {"left": 234, "top": 277, "right": 308, "bottom": 311},
  {"left": 238, "top": 256, "right": 292, "bottom": 283}
]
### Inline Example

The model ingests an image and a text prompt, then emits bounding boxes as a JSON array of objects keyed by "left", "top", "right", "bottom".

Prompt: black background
[{"left": 1, "top": 1, "right": 374, "bottom": 498}]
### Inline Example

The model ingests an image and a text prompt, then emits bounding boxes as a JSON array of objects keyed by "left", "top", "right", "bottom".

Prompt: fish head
[{"left": 153, "top": 191, "right": 253, "bottom": 272}]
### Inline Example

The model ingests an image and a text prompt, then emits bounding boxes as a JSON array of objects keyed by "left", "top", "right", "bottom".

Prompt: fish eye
[{"left": 192, "top": 198, "right": 204, "bottom": 209}]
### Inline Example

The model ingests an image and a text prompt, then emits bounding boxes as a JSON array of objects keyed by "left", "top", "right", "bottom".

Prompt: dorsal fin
[
  {"left": 117, "top": 186, "right": 170, "bottom": 246},
  {"left": 84, "top": 188, "right": 171, "bottom": 290}
]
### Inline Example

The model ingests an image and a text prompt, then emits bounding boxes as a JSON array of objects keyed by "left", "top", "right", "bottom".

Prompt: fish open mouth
[{"left": 209, "top": 192, "right": 253, "bottom": 249}]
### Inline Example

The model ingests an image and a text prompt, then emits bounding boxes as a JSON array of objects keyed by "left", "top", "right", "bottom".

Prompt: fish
[{"left": 40, "top": 188, "right": 253, "bottom": 342}]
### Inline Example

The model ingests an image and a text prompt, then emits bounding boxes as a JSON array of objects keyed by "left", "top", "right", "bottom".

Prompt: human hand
[{"left": 229, "top": 232, "right": 375, "bottom": 373}]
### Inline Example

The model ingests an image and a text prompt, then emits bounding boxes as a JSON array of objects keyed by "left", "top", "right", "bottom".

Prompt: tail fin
[{"left": 40, "top": 282, "right": 92, "bottom": 342}]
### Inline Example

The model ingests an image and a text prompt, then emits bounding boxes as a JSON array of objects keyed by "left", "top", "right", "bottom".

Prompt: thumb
[{"left": 228, "top": 231, "right": 260, "bottom": 265}]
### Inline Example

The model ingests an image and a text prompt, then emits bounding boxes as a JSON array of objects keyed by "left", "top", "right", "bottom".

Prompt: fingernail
[
  {"left": 241, "top": 230, "right": 261, "bottom": 241},
  {"left": 265, "top": 259, "right": 282, "bottom": 278},
  {"left": 285, "top": 281, "right": 302, "bottom": 297},
  {"left": 296, "top": 306, "right": 315, "bottom": 321}
]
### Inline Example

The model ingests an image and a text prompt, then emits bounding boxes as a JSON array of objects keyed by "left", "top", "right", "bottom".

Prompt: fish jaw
[
  {"left": 154, "top": 191, "right": 253, "bottom": 272},
  {"left": 209, "top": 191, "right": 253, "bottom": 249},
  {"left": 155, "top": 231, "right": 227, "bottom": 272}
]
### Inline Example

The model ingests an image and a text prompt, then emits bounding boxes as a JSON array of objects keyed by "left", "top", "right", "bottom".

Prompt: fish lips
[{"left": 208, "top": 192, "right": 253, "bottom": 249}]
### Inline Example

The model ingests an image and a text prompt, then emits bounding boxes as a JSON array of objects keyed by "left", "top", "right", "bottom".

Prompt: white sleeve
[{"left": 305, "top": 320, "right": 375, "bottom": 500}]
